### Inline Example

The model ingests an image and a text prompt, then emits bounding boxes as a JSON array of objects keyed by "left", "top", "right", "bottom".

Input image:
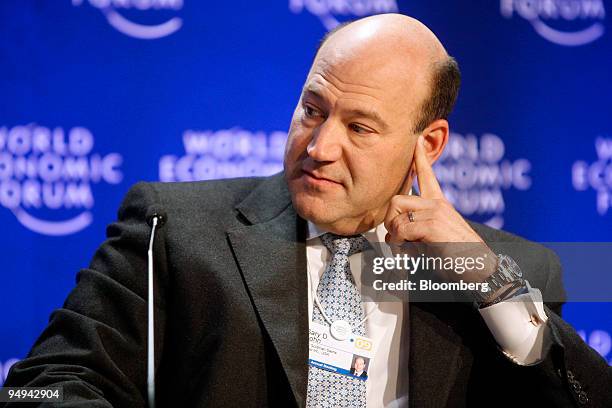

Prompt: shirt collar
[{"left": 306, "top": 220, "right": 388, "bottom": 246}]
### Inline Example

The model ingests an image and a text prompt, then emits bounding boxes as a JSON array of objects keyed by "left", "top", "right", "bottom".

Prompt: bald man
[{"left": 4, "top": 13, "right": 611, "bottom": 408}]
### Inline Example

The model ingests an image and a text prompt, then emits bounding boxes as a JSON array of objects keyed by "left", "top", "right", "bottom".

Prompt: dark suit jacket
[
  {"left": 350, "top": 369, "right": 368, "bottom": 379},
  {"left": 3, "top": 172, "right": 612, "bottom": 407}
]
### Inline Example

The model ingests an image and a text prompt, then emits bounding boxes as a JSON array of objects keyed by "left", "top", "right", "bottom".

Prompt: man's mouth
[{"left": 301, "top": 169, "right": 343, "bottom": 187}]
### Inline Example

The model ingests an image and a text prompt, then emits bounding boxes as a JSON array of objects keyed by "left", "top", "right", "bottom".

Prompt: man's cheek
[{"left": 284, "top": 132, "right": 304, "bottom": 163}]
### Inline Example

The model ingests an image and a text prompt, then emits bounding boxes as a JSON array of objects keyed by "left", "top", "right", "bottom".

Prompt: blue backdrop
[{"left": 1, "top": 0, "right": 611, "bottom": 382}]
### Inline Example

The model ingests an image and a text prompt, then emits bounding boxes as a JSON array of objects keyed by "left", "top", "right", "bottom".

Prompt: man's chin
[{"left": 291, "top": 192, "right": 342, "bottom": 225}]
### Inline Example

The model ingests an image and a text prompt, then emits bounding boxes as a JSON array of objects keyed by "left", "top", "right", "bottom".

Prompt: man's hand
[{"left": 383, "top": 136, "right": 497, "bottom": 283}]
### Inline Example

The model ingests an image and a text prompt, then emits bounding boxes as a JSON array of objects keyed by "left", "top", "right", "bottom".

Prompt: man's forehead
[
  {"left": 303, "top": 73, "right": 382, "bottom": 101},
  {"left": 304, "top": 54, "right": 407, "bottom": 106},
  {"left": 307, "top": 41, "right": 430, "bottom": 103},
  {"left": 308, "top": 53, "right": 397, "bottom": 91},
  {"left": 302, "top": 55, "right": 422, "bottom": 127}
]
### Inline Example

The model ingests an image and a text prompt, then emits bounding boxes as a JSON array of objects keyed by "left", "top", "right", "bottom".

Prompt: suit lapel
[{"left": 227, "top": 173, "right": 309, "bottom": 406}]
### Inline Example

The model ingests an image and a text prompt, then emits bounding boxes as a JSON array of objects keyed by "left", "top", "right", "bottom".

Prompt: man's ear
[
  {"left": 420, "top": 119, "right": 449, "bottom": 165},
  {"left": 402, "top": 119, "right": 449, "bottom": 195}
]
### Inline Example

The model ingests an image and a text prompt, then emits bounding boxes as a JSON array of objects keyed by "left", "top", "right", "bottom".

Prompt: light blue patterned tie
[{"left": 307, "top": 233, "right": 369, "bottom": 408}]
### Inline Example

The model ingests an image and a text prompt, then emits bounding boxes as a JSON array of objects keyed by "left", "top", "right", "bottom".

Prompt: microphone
[
  {"left": 145, "top": 205, "right": 166, "bottom": 408},
  {"left": 146, "top": 206, "right": 167, "bottom": 227}
]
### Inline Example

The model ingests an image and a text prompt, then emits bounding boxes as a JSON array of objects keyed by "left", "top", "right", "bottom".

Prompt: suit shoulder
[
  {"left": 468, "top": 220, "right": 556, "bottom": 260},
  {"left": 130, "top": 176, "right": 268, "bottom": 210},
  {"left": 468, "top": 220, "right": 529, "bottom": 244}
]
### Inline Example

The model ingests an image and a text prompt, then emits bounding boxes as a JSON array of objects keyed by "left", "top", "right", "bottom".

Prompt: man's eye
[
  {"left": 349, "top": 123, "right": 372, "bottom": 134},
  {"left": 304, "top": 105, "right": 322, "bottom": 118}
]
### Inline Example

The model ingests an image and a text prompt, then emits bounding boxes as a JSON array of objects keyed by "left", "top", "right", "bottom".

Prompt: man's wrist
[
  {"left": 472, "top": 254, "right": 525, "bottom": 306},
  {"left": 478, "top": 281, "right": 528, "bottom": 308}
]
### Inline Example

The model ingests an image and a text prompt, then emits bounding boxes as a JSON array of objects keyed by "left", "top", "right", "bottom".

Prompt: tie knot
[{"left": 320, "top": 233, "right": 369, "bottom": 257}]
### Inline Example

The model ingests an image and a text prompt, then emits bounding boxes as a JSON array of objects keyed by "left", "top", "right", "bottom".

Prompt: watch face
[{"left": 499, "top": 254, "right": 523, "bottom": 279}]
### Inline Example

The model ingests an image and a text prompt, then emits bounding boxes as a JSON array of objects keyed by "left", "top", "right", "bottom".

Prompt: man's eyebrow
[
  {"left": 344, "top": 108, "right": 389, "bottom": 130},
  {"left": 302, "top": 86, "right": 325, "bottom": 100},
  {"left": 302, "top": 87, "right": 389, "bottom": 130}
]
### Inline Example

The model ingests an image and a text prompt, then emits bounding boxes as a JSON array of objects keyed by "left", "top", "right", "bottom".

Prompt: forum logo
[
  {"left": 71, "top": 0, "right": 183, "bottom": 40},
  {"left": 289, "top": 0, "right": 398, "bottom": 30},
  {"left": 500, "top": 0, "right": 606, "bottom": 46},
  {"left": 572, "top": 136, "right": 612, "bottom": 215},
  {"left": 578, "top": 329, "right": 612, "bottom": 364},
  {"left": 158, "top": 128, "right": 286, "bottom": 182},
  {"left": 0, "top": 124, "right": 123, "bottom": 236},
  {"left": 0, "top": 358, "right": 19, "bottom": 387},
  {"left": 434, "top": 132, "right": 532, "bottom": 229}
]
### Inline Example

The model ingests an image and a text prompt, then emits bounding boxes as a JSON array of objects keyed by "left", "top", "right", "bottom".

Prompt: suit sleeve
[
  {"left": 540, "top": 249, "right": 612, "bottom": 407},
  {"left": 0, "top": 182, "right": 168, "bottom": 407},
  {"left": 494, "top": 248, "right": 612, "bottom": 407}
]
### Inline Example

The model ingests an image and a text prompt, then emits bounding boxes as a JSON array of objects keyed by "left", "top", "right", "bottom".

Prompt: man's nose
[{"left": 306, "top": 119, "right": 343, "bottom": 162}]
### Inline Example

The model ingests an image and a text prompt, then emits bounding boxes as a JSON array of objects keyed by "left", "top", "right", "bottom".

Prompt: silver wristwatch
[{"left": 473, "top": 254, "right": 525, "bottom": 305}]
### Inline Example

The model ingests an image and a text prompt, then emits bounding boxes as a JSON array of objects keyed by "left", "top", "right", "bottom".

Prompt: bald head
[
  {"left": 318, "top": 14, "right": 447, "bottom": 65},
  {"left": 314, "top": 13, "right": 460, "bottom": 133}
]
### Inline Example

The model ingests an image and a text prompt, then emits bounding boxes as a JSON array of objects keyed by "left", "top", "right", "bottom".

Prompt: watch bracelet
[{"left": 477, "top": 279, "right": 526, "bottom": 308}]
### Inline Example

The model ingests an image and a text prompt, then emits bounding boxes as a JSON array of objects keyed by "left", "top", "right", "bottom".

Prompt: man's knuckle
[{"left": 390, "top": 195, "right": 403, "bottom": 207}]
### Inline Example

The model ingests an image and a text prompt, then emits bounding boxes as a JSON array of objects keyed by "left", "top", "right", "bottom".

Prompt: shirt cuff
[{"left": 478, "top": 281, "right": 552, "bottom": 365}]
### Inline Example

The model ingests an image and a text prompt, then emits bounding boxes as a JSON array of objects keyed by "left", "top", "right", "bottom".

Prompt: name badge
[{"left": 308, "top": 321, "right": 375, "bottom": 381}]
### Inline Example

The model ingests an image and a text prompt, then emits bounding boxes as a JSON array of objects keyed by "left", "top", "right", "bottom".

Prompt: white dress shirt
[{"left": 306, "top": 220, "right": 550, "bottom": 407}]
